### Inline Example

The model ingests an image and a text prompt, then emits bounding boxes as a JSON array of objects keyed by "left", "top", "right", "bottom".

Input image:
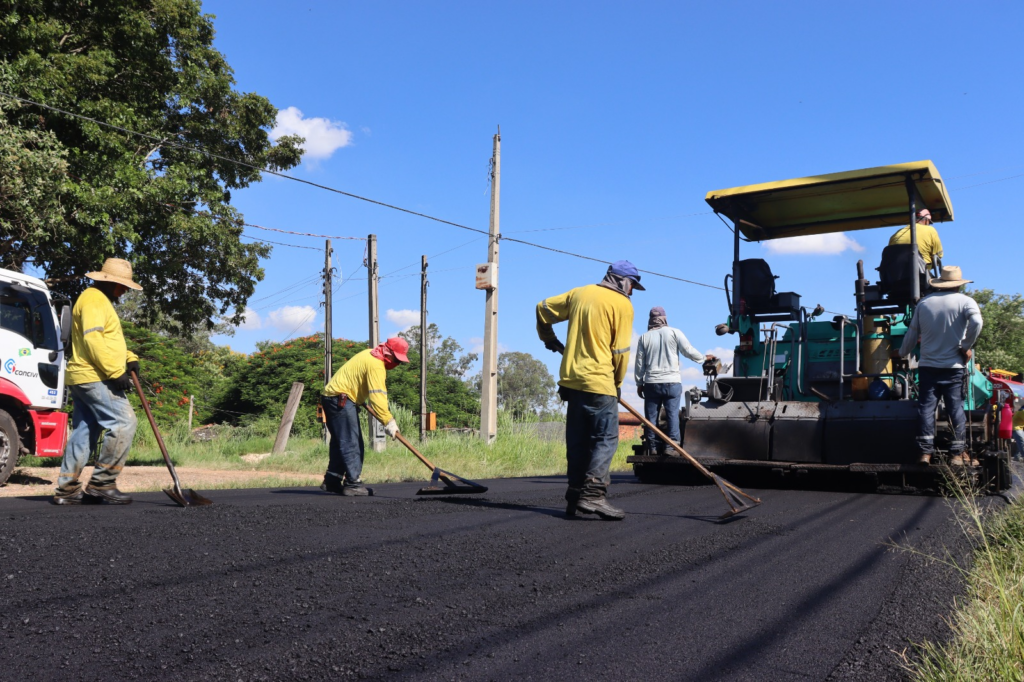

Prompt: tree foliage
[
  {"left": 493, "top": 351, "right": 558, "bottom": 419},
  {"left": 0, "top": 0, "right": 304, "bottom": 331},
  {"left": 399, "top": 323, "right": 478, "bottom": 380},
  {"left": 971, "top": 289, "right": 1024, "bottom": 373}
]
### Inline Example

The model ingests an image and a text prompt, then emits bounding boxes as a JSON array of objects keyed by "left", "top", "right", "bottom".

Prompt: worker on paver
[
  {"left": 898, "top": 266, "right": 983, "bottom": 466},
  {"left": 634, "top": 306, "right": 712, "bottom": 456},
  {"left": 537, "top": 260, "right": 640, "bottom": 521},
  {"left": 320, "top": 337, "right": 409, "bottom": 496},
  {"left": 53, "top": 258, "right": 143, "bottom": 505},
  {"left": 889, "top": 208, "right": 943, "bottom": 276}
]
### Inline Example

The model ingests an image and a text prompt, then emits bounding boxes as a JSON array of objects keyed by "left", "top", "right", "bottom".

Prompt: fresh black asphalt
[{"left": 0, "top": 473, "right": 987, "bottom": 681}]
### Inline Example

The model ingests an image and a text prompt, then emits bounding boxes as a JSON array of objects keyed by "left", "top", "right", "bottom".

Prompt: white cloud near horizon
[
  {"left": 266, "top": 305, "right": 318, "bottom": 334},
  {"left": 763, "top": 232, "right": 864, "bottom": 255},
  {"left": 270, "top": 107, "right": 353, "bottom": 160},
  {"left": 386, "top": 309, "right": 420, "bottom": 331},
  {"left": 469, "top": 337, "right": 509, "bottom": 356},
  {"left": 238, "top": 307, "right": 262, "bottom": 331}
]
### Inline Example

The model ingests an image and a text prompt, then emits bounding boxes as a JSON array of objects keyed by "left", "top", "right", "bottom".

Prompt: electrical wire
[
  {"left": 243, "top": 222, "right": 365, "bottom": 240},
  {"left": 241, "top": 234, "right": 321, "bottom": 251}
]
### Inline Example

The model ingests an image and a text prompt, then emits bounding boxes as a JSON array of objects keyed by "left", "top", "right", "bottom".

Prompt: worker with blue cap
[{"left": 536, "top": 260, "right": 642, "bottom": 520}]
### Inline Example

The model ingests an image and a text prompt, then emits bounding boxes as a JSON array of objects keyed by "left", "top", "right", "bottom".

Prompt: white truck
[{"left": 0, "top": 267, "right": 72, "bottom": 484}]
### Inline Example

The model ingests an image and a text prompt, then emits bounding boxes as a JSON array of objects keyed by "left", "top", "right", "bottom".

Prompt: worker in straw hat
[
  {"left": 899, "top": 265, "right": 983, "bottom": 467},
  {"left": 320, "top": 337, "right": 410, "bottom": 496},
  {"left": 53, "top": 258, "right": 143, "bottom": 505}
]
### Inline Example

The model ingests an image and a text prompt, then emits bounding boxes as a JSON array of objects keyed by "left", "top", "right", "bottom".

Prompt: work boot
[
  {"left": 918, "top": 453, "right": 932, "bottom": 465},
  {"left": 948, "top": 454, "right": 966, "bottom": 467},
  {"left": 84, "top": 484, "right": 133, "bottom": 505},
  {"left": 968, "top": 453, "right": 980, "bottom": 467},
  {"left": 341, "top": 480, "right": 373, "bottom": 496},
  {"left": 576, "top": 497, "right": 626, "bottom": 521},
  {"left": 52, "top": 487, "right": 87, "bottom": 505},
  {"left": 564, "top": 487, "right": 582, "bottom": 518},
  {"left": 320, "top": 476, "right": 345, "bottom": 494}
]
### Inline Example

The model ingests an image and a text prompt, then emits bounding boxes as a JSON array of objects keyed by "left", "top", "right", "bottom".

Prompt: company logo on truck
[{"left": 3, "top": 358, "right": 39, "bottom": 379}]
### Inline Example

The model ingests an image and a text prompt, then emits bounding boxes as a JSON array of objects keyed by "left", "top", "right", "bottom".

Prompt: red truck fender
[{"left": 0, "top": 377, "right": 69, "bottom": 457}]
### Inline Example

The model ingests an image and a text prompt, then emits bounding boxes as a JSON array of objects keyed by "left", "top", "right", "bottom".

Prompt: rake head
[
  {"left": 416, "top": 468, "right": 488, "bottom": 496},
  {"left": 712, "top": 474, "right": 761, "bottom": 520},
  {"left": 164, "top": 487, "right": 214, "bottom": 507}
]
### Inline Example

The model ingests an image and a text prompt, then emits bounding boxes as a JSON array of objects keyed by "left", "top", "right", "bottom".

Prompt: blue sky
[{"left": 203, "top": 0, "right": 1024, "bottom": 406}]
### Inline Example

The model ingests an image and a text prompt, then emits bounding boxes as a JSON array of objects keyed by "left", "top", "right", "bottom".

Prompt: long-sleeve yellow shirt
[
  {"left": 66, "top": 287, "right": 139, "bottom": 386},
  {"left": 536, "top": 284, "right": 634, "bottom": 396},
  {"left": 323, "top": 349, "right": 394, "bottom": 423}
]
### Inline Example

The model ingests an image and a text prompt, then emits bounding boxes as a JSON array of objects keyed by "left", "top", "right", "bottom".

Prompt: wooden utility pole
[
  {"left": 420, "top": 255, "right": 428, "bottom": 442},
  {"left": 323, "top": 239, "right": 334, "bottom": 445},
  {"left": 367, "top": 234, "right": 385, "bottom": 452},
  {"left": 272, "top": 382, "right": 305, "bottom": 454},
  {"left": 187, "top": 395, "right": 194, "bottom": 432},
  {"left": 479, "top": 128, "right": 501, "bottom": 444}
]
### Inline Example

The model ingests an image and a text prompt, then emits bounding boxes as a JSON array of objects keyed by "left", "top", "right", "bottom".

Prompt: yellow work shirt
[
  {"left": 889, "top": 223, "right": 943, "bottom": 266},
  {"left": 323, "top": 349, "right": 394, "bottom": 424},
  {"left": 66, "top": 287, "right": 139, "bottom": 386},
  {"left": 536, "top": 284, "right": 634, "bottom": 396},
  {"left": 1013, "top": 409, "right": 1024, "bottom": 430}
]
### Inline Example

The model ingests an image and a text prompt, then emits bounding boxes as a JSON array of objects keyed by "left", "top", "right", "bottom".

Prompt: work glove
[
  {"left": 544, "top": 338, "right": 565, "bottom": 355},
  {"left": 384, "top": 419, "right": 399, "bottom": 439},
  {"left": 108, "top": 372, "right": 133, "bottom": 392},
  {"left": 126, "top": 360, "right": 140, "bottom": 380},
  {"left": 636, "top": 383, "right": 646, "bottom": 400}
]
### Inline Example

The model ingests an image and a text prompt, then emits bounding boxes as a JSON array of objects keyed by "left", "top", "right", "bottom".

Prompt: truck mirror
[{"left": 60, "top": 305, "right": 72, "bottom": 346}]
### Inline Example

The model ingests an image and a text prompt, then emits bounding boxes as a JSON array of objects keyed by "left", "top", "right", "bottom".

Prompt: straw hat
[
  {"left": 86, "top": 258, "right": 143, "bottom": 290},
  {"left": 930, "top": 265, "right": 972, "bottom": 290}
]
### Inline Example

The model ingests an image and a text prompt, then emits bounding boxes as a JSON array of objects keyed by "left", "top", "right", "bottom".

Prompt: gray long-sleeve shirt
[
  {"left": 899, "top": 291, "right": 983, "bottom": 369},
  {"left": 634, "top": 326, "right": 705, "bottom": 384}
]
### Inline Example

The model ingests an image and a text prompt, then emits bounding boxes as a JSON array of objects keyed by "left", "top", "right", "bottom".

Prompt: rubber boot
[{"left": 564, "top": 487, "right": 581, "bottom": 518}]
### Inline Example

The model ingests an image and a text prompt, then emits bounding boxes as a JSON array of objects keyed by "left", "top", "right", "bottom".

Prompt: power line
[
  {"left": 243, "top": 222, "right": 365, "bottom": 240},
  {"left": 951, "top": 173, "right": 1024, "bottom": 191},
  {"left": 503, "top": 211, "right": 714, "bottom": 234},
  {"left": 241, "top": 234, "right": 321, "bottom": 251}
]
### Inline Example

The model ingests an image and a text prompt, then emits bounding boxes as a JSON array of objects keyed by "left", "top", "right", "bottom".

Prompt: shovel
[
  {"left": 618, "top": 398, "right": 761, "bottom": 519},
  {"left": 364, "top": 406, "right": 488, "bottom": 495},
  {"left": 131, "top": 371, "right": 213, "bottom": 507}
]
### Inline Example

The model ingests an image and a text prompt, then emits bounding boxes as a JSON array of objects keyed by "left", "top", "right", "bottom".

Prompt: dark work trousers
[
  {"left": 916, "top": 367, "right": 966, "bottom": 454},
  {"left": 643, "top": 382, "right": 682, "bottom": 453},
  {"left": 562, "top": 386, "right": 619, "bottom": 500},
  {"left": 321, "top": 394, "right": 364, "bottom": 483}
]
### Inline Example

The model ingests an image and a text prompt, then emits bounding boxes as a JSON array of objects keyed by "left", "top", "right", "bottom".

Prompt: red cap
[{"left": 385, "top": 337, "right": 410, "bottom": 363}]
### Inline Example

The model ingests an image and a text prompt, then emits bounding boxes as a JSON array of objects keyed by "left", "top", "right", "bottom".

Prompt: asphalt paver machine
[{"left": 628, "top": 161, "right": 1015, "bottom": 493}]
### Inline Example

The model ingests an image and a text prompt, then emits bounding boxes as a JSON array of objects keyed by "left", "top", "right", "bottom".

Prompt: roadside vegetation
[
  {"left": 907, "top": 485, "right": 1024, "bottom": 681},
  {"left": 18, "top": 405, "right": 637, "bottom": 490}
]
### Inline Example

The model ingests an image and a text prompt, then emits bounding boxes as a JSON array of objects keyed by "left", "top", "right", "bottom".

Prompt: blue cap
[{"left": 608, "top": 260, "right": 645, "bottom": 290}]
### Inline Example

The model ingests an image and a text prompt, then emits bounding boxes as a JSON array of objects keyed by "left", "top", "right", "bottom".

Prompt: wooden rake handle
[
  {"left": 362, "top": 404, "right": 438, "bottom": 472},
  {"left": 131, "top": 370, "right": 184, "bottom": 492},
  {"left": 617, "top": 397, "right": 714, "bottom": 478}
]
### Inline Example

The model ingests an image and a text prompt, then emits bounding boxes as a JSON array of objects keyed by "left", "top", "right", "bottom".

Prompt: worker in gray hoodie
[
  {"left": 634, "top": 306, "right": 713, "bottom": 455},
  {"left": 899, "top": 266, "right": 983, "bottom": 466}
]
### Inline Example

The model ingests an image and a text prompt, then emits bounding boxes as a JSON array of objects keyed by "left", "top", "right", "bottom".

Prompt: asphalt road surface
[{"left": 0, "top": 474, "right": 985, "bottom": 681}]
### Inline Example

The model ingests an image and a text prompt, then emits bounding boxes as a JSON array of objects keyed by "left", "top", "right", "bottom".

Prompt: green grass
[
  {"left": 905, "top": 478, "right": 1024, "bottom": 681},
  {"left": 20, "top": 405, "right": 640, "bottom": 486}
]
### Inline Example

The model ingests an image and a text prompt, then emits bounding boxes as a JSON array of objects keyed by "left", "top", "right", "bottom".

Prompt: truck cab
[{"left": 0, "top": 268, "right": 71, "bottom": 484}]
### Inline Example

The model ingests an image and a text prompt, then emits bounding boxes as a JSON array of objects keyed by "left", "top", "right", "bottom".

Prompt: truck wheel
[{"left": 0, "top": 409, "right": 20, "bottom": 486}]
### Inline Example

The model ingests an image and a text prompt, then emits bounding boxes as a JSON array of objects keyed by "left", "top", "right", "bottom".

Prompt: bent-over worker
[
  {"left": 889, "top": 208, "right": 943, "bottom": 276},
  {"left": 320, "top": 337, "right": 409, "bottom": 496},
  {"left": 634, "top": 306, "right": 711, "bottom": 455},
  {"left": 898, "top": 266, "right": 983, "bottom": 467},
  {"left": 537, "top": 260, "right": 640, "bottom": 521},
  {"left": 54, "top": 258, "right": 143, "bottom": 505}
]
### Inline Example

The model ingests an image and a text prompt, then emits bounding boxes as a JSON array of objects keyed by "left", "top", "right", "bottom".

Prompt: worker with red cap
[{"left": 320, "top": 337, "right": 410, "bottom": 495}]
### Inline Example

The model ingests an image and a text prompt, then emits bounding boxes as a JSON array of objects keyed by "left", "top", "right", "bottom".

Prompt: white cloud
[
  {"left": 386, "top": 309, "right": 420, "bottom": 331},
  {"left": 468, "top": 337, "right": 508, "bottom": 355},
  {"left": 266, "top": 305, "right": 317, "bottom": 334},
  {"left": 763, "top": 232, "right": 864, "bottom": 255},
  {"left": 238, "top": 307, "right": 262, "bottom": 331},
  {"left": 270, "top": 107, "right": 353, "bottom": 160}
]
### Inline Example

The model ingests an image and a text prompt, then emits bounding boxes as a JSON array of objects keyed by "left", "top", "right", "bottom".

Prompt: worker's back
[{"left": 889, "top": 223, "right": 943, "bottom": 265}]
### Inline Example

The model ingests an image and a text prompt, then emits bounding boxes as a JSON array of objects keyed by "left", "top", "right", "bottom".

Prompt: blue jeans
[
  {"left": 58, "top": 381, "right": 138, "bottom": 491},
  {"left": 562, "top": 387, "right": 619, "bottom": 500},
  {"left": 643, "top": 382, "right": 682, "bottom": 453},
  {"left": 1013, "top": 429, "right": 1024, "bottom": 461},
  {"left": 917, "top": 367, "right": 966, "bottom": 454},
  {"left": 322, "top": 395, "right": 364, "bottom": 483}
]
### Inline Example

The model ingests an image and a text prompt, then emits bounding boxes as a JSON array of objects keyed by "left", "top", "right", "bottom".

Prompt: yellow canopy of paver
[{"left": 705, "top": 161, "right": 953, "bottom": 241}]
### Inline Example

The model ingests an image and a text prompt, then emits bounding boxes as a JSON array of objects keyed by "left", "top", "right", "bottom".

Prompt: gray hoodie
[{"left": 634, "top": 326, "right": 705, "bottom": 385}]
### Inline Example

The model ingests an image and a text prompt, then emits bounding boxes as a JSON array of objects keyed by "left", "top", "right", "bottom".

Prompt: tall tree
[
  {"left": 970, "top": 289, "right": 1024, "bottom": 373},
  {"left": 493, "top": 351, "right": 557, "bottom": 419},
  {"left": 399, "top": 323, "right": 479, "bottom": 380},
  {"left": 0, "top": 0, "right": 304, "bottom": 331}
]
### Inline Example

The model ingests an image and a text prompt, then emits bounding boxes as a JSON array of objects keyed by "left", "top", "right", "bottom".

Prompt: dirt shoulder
[{"left": 0, "top": 466, "right": 321, "bottom": 497}]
